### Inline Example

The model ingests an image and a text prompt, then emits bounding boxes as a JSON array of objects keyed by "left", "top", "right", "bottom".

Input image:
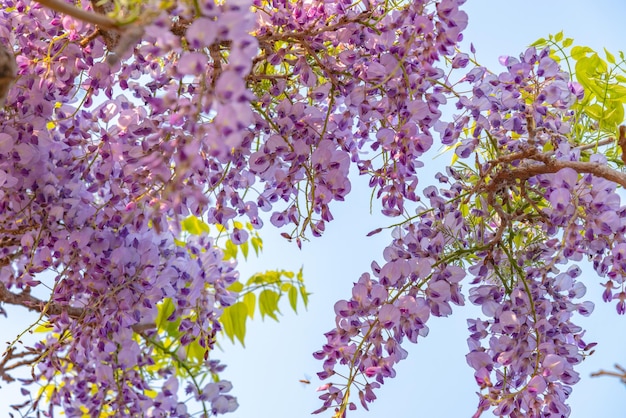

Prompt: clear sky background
[{"left": 2, "top": 1, "right": 626, "bottom": 417}]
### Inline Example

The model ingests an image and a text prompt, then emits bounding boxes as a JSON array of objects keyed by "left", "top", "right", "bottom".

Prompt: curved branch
[
  {"left": 35, "top": 0, "right": 118, "bottom": 30},
  {"left": 0, "top": 282, "right": 154, "bottom": 332},
  {"left": 494, "top": 159, "right": 626, "bottom": 189}
]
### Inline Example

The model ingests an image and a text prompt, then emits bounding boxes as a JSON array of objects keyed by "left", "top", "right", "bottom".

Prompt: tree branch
[
  {"left": 35, "top": 0, "right": 119, "bottom": 30},
  {"left": 591, "top": 364, "right": 626, "bottom": 384},
  {"left": 0, "top": 282, "right": 154, "bottom": 332},
  {"left": 494, "top": 158, "right": 626, "bottom": 189}
]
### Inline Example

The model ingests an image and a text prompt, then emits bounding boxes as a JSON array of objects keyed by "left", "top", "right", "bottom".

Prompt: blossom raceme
[
  {"left": 1, "top": 0, "right": 625, "bottom": 417},
  {"left": 313, "top": 37, "right": 625, "bottom": 418}
]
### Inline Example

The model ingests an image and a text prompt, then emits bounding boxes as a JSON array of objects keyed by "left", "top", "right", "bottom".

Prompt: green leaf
[
  {"left": 585, "top": 103, "right": 604, "bottom": 120},
  {"left": 554, "top": 31, "right": 564, "bottom": 42},
  {"left": 220, "top": 302, "right": 249, "bottom": 346},
  {"left": 616, "top": 75, "right": 626, "bottom": 84},
  {"left": 156, "top": 298, "right": 180, "bottom": 337},
  {"left": 288, "top": 285, "right": 298, "bottom": 313},
  {"left": 562, "top": 38, "right": 574, "bottom": 48},
  {"left": 602, "top": 103, "right": 624, "bottom": 130},
  {"left": 605, "top": 48, "right": 616, "bottom": 64},
  {"left": 186, "top": 339, "right": 206, "bottom": 363},
  {"left": 259, "top": 289, "right": 280, "bottom": 321},
  {"left": 571, "top": 45, "right": 593, "bottom": 60},
  {"left": 251, "top": 236, "right": 263, "bottom": 256},
  {"left": 181, "top": 216, "right": 210, "bottom": 235},
  {"left": 266, "top": 270, "right": 280, "bottom": 284},
  {"left": 240, "top": 240, "right": 249, "bottom": 260},
  {"left": 228, "top": 281, "right": 244, "bottom": 293},
  {"left": 247, "top": 272, "right": 265, "bottom": 285},
  {"left": 243, "top": 292, "right": 256, "bottom": 319},
  {"left": 610, "top": 84, "right": 626, "bottom": 102},
  {"left": 299, "top": 285, "right": 310, "bottom": 308},
  {"left": 33, "top": 321, "right": 53, "bottom": 333},
  {"left": 223, "top": 239, "right": 238, "bottom": 260},
  {"left": 530, "top": 37, "right": 547, "bottom": 47},
  {"left": 576, "top": 56, "right": 609, "bottom": 99}
]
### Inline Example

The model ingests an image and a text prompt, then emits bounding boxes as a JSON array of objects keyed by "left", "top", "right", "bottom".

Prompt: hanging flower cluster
[{"left": 0, "top": 0, "right": 624, "bottom": 417}]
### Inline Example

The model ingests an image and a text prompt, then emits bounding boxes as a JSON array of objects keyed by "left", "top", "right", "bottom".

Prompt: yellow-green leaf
[
  {"left": 251, "top": 236, "right": 263, "bottom": 255},
  {"left": 228, "top": 281, "right": 244, "bottom": 293},
  {"left": 243, "top": 292, "right": 256, "bottom": 319},
  {"left": 605, "top": 47, "right": 616, "bottom": 64},
  {"left": 610, "top": 84, "right": 626, "bottom": 102},
  {"left": 571, "top": 45, "right": 593, "bottom": 60},
  {"left": 33, "top": 321, "right": 53, "bottom": 333},
  {"left": 240, "top": 241, "right": 249, "bottom": 260},
  {"left": 181, "top": 216, "right": 210, "bottom": 235},
  {"left": 247, "top": 272, "right": 265, "bottom": 285},
  {"left": 259, "top": 289, "right": 280, "bottom": 321},
  {"left": 220, "top": 302, "right": 249, "bottom": 346},
  {"left": 299, "top": 285, "right": 310, "bottom": 308},
  {"left": 288, "top": 285, "right": 298, "bottom": 313},
  {"left": 156, "top": 298, "right": 176, "bottom": 332},
  {"left": 530, "top": 37, "right": 547, "bottom": 47},
  {"left": 186, "top": 339, "right": 206, "bottom": 363},
  {"left": 554, "top": 31, "right": 564, "bottom": 42},
  {"left": 223, "top": 239, "right": 237, "bottom": 260}
]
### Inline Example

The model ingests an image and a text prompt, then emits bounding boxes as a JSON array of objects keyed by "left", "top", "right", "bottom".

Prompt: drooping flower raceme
[
  {"left": 313, "top": 40, "right": 625, "bottom": 417},
  {"left": 1, "top": 0, "right": 625, "bottom": 417}
]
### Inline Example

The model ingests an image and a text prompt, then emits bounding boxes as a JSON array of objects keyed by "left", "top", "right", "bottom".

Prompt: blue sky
[{"left": 2, "top": 1, "right": 626, "bottom": 417}]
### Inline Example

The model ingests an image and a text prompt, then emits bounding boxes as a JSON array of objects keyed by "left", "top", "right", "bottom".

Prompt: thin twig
[{"left": 591, "top": 364, "right": 626, "bottom": 384}]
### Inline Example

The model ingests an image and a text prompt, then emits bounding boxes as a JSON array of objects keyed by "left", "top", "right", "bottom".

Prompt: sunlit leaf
[
  {"left": 228, "top": 281, "right": 244, "bottom": 293},
  {"left": 223, "top": 239, "right": 238, "bottom": 260},
  {"left": 221, "top": 302, "right": 249, "bottom": 346},
  {"left": 243, "top": 292, "right": 256, "bottom": 319},
  {"left": 181, "top": 216, "right": 210, "bottom": 235},
  {"left": 299, "top": 285, "right": 310, "bottom": 308},
  {"left": 288, "top": 285, "right": 298, "bottom": 313},
  {"left": 554, "top": 31, "right": 563, "bottom": 42},
  {"left": 259, "top": 289, "right": 280, "bottom": 321},
  {"left": 240, "top": 240, "right": 249, "bottom": 259}
]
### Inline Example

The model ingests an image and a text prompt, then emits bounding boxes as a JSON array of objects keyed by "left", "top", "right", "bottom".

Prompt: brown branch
[
  {"left": 257, "top": 10, "right": 374, "bottom": 44},
  {"left": 591, "top": 364, "right": 626, "bottom": 383},
  {"left": 0, "top": 282, "right": 154, "bottom": 332},
  {"left": 35, "top": 0, "right": 119, "bottom": 30},
  {"left": 491, "top": 137, "right": 618, "bottom": 168},
  {"left": 494, "top": 159, "right": 626, "bottom": 189},
  {"left": 0, "top": 281, "right": 82, "bottom": 317}
]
